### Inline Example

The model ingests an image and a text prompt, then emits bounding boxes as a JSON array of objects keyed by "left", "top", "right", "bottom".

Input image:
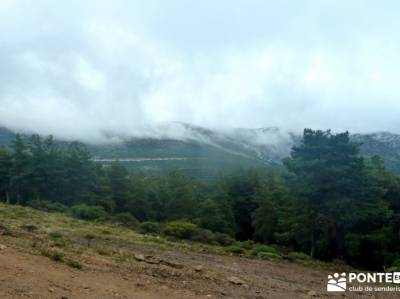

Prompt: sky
[{"left": 0, "top": 0, "right": 399, "bottom": 141}]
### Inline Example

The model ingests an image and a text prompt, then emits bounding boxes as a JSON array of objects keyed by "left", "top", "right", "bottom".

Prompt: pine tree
[
  {"left": 107, "top": 161, "right": 130, "bottom": 212},
  {"left": 252, "top": 174, "right": 292, "bottom": 244},
  {"left": 284, "top": 129, "right": 364, "bottom": 258},
  {"left": 9, "top": 134, "right": 31, "bottom": 204},
  {"left": 0, "top": 147, "right": 11, "bottom": 202}
]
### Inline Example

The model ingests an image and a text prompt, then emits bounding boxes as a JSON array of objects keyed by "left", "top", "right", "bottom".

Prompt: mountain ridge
[{"left": 1, "top": 123, "right": 400, "bottom": 176}]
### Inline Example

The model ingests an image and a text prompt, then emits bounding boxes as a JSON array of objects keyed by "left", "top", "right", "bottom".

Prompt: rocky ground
[{"left": 0, "top": 204, "right": 398, "bottom": 299}]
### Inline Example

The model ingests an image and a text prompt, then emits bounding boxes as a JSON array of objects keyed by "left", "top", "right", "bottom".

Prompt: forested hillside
[
  {"left": 1, "top": 124, "right": 400, "bottom": 178},
  {"left": 1, "top": 129, "right": 400, "bottom": 271}
]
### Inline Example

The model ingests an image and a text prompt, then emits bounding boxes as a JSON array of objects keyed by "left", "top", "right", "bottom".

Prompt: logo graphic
[{"left": 327, "top": 273, "right": 347, "bottom": 292}]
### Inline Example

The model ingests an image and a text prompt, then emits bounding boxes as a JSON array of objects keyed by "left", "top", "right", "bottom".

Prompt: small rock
[
  {"left": 227, "top": 276, "right": 245, "bottom": 285},
  {"left": 307, "top": 290, "right": 317, "bottom": 297},
  {"left": 134, "top": 253, "right": 145, "bottom": 262},
  {"left": 194, "top": 265, "right": 203, "bottom": 272},
  {"left": 0, "top": 244, "right": 6, "bottom": 250},
  {"left": 145, "top": 256, "right": 161, "bottom": 264},
  {"left": 48, "top": 287, "right": 54, "bottom": 293},
  {"left": 61, "top": 296, "right": 69, "bottom": 299}
]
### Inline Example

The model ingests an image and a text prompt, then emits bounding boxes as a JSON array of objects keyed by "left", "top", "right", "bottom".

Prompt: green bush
[
  {"left": 49, "top": 231, "right": 63, "bottom": 240},
  {"left": 139, "top": 222, "right": 161, "bottom": 235},
  {"left": 66, "top": 259, "right": 82, "bottom": 269},
  {"left": 238, "top": 240, "right": 255, "bottom": 250},
  {"left": 258, "top": 251, "right": 281, "bottom": 260},
  {"left": 387, "top": 259, "right": 400, "bottom": 272},
  {"left": 41, "top": 248, "right": 64, "bottom": 262},
  {"left": 27, "top": 200, "right": 67, "bottom": 213},
  {"left": 48, "top": 231, "right": 68, "bottom": 247},
  {"left": 190, "top": 228, "right": 215, "bottom": 244},
  {"left": 250, "top": 244, "right": 279, "bottom": 256},
  {"left": 226, "top": 245, "right": 245, "bottom": 254},
  {"left": 163, "top": 221, "right": 197, "bottom": 239},
  {"left": 84, "top": 233, "right": 96, "bottom": 247},
  {"left": 213, "top": 233, "right": 235, "bottom": 246},
  {"left": 70, "top": 204, "right": 107, "bottom": 220},
  {"left": 287, "top": 251, "right": 311, "bottom": 261},
  {"left": 112, "top": 213, "right": 139, "bottom": 228}
]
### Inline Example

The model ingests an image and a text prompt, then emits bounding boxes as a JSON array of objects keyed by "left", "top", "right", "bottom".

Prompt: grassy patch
[
  {"left": 41, "top": 248, "right": 64, "bottom": 262},
  {"left": 66, "top": 259, "right": 82, "bottom": 269}
]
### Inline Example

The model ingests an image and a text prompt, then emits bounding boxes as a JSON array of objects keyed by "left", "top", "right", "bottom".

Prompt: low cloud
[{"left": 0, "top": 0, "right": 400, "bottom": 141}]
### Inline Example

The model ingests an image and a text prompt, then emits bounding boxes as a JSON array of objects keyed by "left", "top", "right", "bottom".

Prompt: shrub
[
  {"left": 49, "top": 231, "right": 63, "bottom": 240},
  {"left": 66, "top": 259, "right": 82, "bottom": 269},
  {"left": 41, "top": 248, "right": 64, "bottom": 262},
  {"left": 258, "top": 251, "right": 281, "bottom": 260},
  {"left": 27, "top": 200, "right": 68, "bottom": 213},
  {"left": 190, "top": 228, "right": 215, "bottom": 244},
  {"left": 238, "top": 240, "right": 255, "bottom": 250},
  {"left": 250, "top": 244, "right": 279, "bottom": 256},
  {"left": 163, "top": 221, "right": 197, "bottom": 239},
  {"left": 0, "top": 224, "right": 13, "bottom": 236},
  {"left": 287, "top": 251, "right": 311, "bottom": 261},
  {"left": 48, "top": 231, "right": 68, "bottom": 247},
  {"left": 112, "top": 213, "right": 139, "bottom": 228},
  {"left": 20, "top": 224, "right": 38, "bottom": 232},
  {"left": 393, "top": 258, "right": 400, "bottom": 268},
  {"left": 96, "top": 246, "right": 112, "bottom": 256},
  {"left": 213, "top": 233, "right": 235, "bottom": 246},
  {"left": 139, "top": 222, "right": 161, "bottom": 235},
  {"left": 84, "top": 233, "right": 96, "bottom": 247},
  {"left": 226, "top": 245, "right": 245, "bottom": 254},
  {"left": 387, "top": 259, "right": 400, "bottom": 272},
  {"left": 70, "top": 204, "right": 107, "bottom": 221}
]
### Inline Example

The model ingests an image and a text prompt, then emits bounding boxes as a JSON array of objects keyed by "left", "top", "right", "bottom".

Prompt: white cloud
[{"left": 0, "top": 0, "right": 400, "bottom": 141}]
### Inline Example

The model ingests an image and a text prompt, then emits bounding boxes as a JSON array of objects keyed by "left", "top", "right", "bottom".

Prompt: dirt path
[{"left": 0, "top": 239, "right": 398, "bottom": 299}]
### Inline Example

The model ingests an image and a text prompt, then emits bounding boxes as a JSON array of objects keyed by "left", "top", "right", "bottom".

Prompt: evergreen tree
[
  {"left": 107, "top": 161, "right": 130, "bottom": 212},
  {"left": 9, "top": 134, "right": 32, "bottom": 204},
  {"left": 165, "top": 173, "right": 197, "bottom": 220},
  {"left": 0, "top": 147, "right": 11, "bottom": 202},
  {"left": 198, "top": 196, "right": 235, "bottom": 236},
  {"left": 126, "top": 174, "right": 155, "bottom": 221},
  {"left": 284, "top": 129, "right": 392, "bottom": 263},
  {"left": 252, "top": 174, "right": 292, "bottom": 244},
  {"left": 225, "top": 170, "right": 260, "bottom": 240}
]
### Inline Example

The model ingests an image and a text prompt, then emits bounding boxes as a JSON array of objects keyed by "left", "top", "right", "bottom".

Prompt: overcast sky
[{"left": 0, "top": 0, "right": 399, "bottom": 140}]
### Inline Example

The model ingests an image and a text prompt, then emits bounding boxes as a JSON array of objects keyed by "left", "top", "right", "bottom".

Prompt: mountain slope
[
  {"left": 1, "top": 124, "right": 400, "bottom": 176},
  {"left": 3, "top": 203, "right": 398, "bottom": 299},
  {"left": 351, "top": 132, "right": 400, "bottom": 174}
]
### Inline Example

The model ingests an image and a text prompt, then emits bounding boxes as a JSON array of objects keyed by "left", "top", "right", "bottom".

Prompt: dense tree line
[{"left": 0, "top": 130, "right": 399, "bottom": 270}]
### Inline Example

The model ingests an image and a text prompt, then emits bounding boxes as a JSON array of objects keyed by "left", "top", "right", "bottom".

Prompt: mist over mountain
[{"left": 2, "top": 123, "right": 400, "bottom": 177}]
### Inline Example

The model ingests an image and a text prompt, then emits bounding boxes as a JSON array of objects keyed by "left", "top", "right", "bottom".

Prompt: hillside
[
  {"left": 1, "top": 203, "right": 397, "bottom": 299},
  {"left": 352, "top": 132, "right": 400, "bottom": 174},
  {"left": 1, "top": 124, "right": 400, "bottom": 177}
]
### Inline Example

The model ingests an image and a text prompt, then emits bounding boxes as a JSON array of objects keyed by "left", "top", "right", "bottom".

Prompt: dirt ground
[{"left": 0, "top": 236, "right": 399, "bottom": 299}]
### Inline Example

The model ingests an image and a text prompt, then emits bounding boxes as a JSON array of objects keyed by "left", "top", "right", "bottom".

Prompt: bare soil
[{"left": 0, "top": 236, "right": 398, "bottom": 299}]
